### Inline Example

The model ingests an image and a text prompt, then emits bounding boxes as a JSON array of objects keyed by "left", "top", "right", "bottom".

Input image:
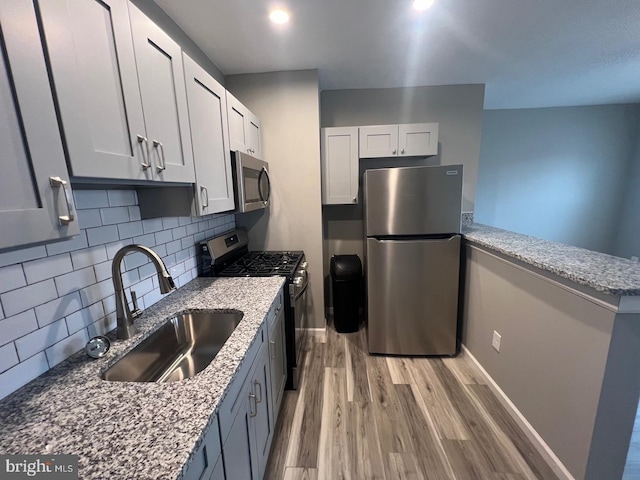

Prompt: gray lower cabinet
[
  {"left": 0, "top": 0, "right": 79, "bottom": 251},
  {"left": 182, "top": 414, "right": 222, "bottom": 480},
  {"left": 268, "top": 298, "right": 287, "bottom": 418}
]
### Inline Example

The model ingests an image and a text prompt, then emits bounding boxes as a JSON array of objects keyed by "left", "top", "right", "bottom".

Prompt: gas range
[{"left": 198, "top": 229, "right": 308, "bottom": 390}]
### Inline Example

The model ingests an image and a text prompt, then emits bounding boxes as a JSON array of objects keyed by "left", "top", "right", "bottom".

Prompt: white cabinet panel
[
  {"left": 38, "top": 0, "right": 150, "bottom": 180},
  {"left": 321, "top": 127, "right": 359, "bottom": 205},
  {"left": 359, "top": 124, "right": 398, "bottom": 158},
  {"left": 399, "top": 123, "right": 439, "bottom": 156},
  {"left": 0, "top": 0, "right": 79, "bottom": 251},
  {"left": 129, "top": 3, "right": 194, "bottom": 183},
  {"left": 183, "top": 54, "right": 234, "bottom": 214},
  {"left": 227, "top": 91, "right": 262, "bottom": 158}
]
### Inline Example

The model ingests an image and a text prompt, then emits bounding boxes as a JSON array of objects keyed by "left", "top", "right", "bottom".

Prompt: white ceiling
[{"left": 153, "top": 0, "right": 640, "bottom": 109}]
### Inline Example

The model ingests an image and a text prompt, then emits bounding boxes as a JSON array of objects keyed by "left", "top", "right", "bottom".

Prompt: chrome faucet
[{"left": 112, "top": 245, "right": 176, "bottom": 340}]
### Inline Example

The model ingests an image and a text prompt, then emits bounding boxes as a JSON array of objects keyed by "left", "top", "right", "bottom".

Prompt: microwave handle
[{"left": 258, "top": 166, "right": 271, "bottom": 206}]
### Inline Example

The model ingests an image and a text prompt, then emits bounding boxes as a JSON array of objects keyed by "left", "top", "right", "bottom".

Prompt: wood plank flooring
[{"left": 265, "top": 326, "right": 559, "bottom": 480}]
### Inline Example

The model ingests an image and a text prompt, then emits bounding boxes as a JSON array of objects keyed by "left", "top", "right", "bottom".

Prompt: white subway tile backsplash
[
  {"left": 0, "top": 245, "right": 47, "bottom": 269},
  {"left": 0, "top": 352, "right": 48, "bottom": 400},
  {"left": 54, "top": 267, "right": 97, "bottom": 295},
  {"left": 154, "top": 230, "right": 173, "bottom": 245},
  {"left": 74, "top": 190, "right": 109, "bottom": 209},
  {"left": 23, "top": 254, "right": 73, "bottom": 285},
  {"left": 0, "top": 343, "right": 18, "bottom": 373},
  {"left": 107, "top": 190, "right": 137, "bottom": 207},
  {"left": 0, "top": 264, "right": 26, "bottom": 294},
  {"left": 100, "top": 206, "right": 130, "bottom": 226},
  {"left": 86, "top": 225, "right": 119, "bottom": 247},
  {"left": 45, "top": 329, "right": 89, "bottom": 368},
  {"left": 15, "top": 319, "right": 68, "bottom": 361},
  {"left": 162, "top": 217, "right": 179, "bottom": 229},
  {"left": 0, "top": 187, "right": 235, "bottom": 400},
  {"left": 79, "top": 279, "right": 113, "bottom": 308},
  {"left": 117, "top": 221, "right": 143, "bottom": 240},
  {"left": 71, "top": 246, "right": 107, "bottom": 271},
  {"left": 45, "top": 231, "right": 89, "bottom": 256},
  {"left": 77, "top": 208, "right": 102, "bottom": 229},
  {"left": 1, "top": 280, "right": 58, "bottom": 317},
  {"left": 128, "top": 206, "right": 141, "bottom": 221},
  {"left": 0, "top": 310, "right": 38, "bottom": 346},
  {"left": 34, "top": 292, "right": 82, "bottom": 328},
  {"left": 142, "top": 218, "right": 163, "bottom": 234},
  {"left": 65, "top": 301, "right": 104, "bottom": 335}
]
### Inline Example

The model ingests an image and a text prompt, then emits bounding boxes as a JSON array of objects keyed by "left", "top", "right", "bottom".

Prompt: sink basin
[{"left": 102, "top": 310, "right": 243, "bottom": 382}]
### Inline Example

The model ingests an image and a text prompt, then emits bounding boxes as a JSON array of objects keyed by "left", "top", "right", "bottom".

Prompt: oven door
[
  {"left": 290, "top": 269, "right": 309, "bottom": 387},
  {"left": 233, "top": 151, "right": 270, "bottom": 213}
]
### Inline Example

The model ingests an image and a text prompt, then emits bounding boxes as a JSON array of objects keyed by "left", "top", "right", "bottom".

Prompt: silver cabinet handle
[
  {"left": 137, "top": 135, "right": 150, "bottom": 170},
  {"left": 249, "top": 393, "right": 257, "bottom": 417},
  {"left": 254, "top": 380, "right": 262, "bottom": 403},
  {"left": 401, "top": 148, "right": 405, "bottom": 154},
  {"left": 392, "top": 149, "right": 397, "bottom": 155},
  {"left": 49, "top": 177, "right": 75, "bottom": 226},
  {"left": 200, "top": 185, "right": 209, "bottom": 208},
  {"left": 270, "top": 340, "right": 276, "bottom": 359},
  {"left": 353, "top": 196, "right": 357, "bottom": 203},
  {"left": 153, "top": 140, "right": 166, "bottom": 172}
]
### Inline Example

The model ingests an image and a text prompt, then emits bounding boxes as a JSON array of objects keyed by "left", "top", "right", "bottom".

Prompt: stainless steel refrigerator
[{"left": 364, "top": 165, "right": 463, "bottom": 355}]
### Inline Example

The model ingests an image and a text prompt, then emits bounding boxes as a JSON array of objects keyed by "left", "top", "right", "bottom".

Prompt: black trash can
[{"left": 330, "top": 255, "right": 362, "bottom": 333}]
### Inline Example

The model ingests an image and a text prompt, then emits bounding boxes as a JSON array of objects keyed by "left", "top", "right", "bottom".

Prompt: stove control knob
[
  {"left": 294, "top": 276, "right": 303, "bottom": 287},
  {"left": 300, "top": 261, "right": 308, "bottom": 270}
]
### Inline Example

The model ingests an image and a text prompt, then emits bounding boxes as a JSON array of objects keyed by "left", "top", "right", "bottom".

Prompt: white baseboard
[{"left": 461, "top": 344, "right": 575, "bottom": 480}]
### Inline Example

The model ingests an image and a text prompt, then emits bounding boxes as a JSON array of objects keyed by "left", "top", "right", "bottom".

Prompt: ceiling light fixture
[
  {"left": 413, "top": 0, "right": 435, "bottom": 11},
  {"left": 269, "top": 8, "right": 290, "bottom": 24}
]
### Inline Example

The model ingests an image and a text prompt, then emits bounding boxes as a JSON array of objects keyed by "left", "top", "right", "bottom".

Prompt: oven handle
[
  {"left": 292, "top": 269, "right": 310, "bottom": 301},
  {"left": 258, "top": 167, "right": 271, "bottom": 206}
]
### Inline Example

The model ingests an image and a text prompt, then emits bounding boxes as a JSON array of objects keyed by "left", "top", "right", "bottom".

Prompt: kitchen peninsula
[{"left": 462, "top": 223, "right": 640, "bottom": 480}]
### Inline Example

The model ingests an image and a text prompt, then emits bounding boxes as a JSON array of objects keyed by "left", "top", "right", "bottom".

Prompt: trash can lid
[{"left": 330, "top": 254, "right": 362, "bottom": 279}]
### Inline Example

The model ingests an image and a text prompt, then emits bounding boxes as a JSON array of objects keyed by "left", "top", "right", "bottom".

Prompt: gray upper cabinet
[
  {"left": 359, "top": 123, "right": 439, "bottom": 158},
  {"left": 128, "top": 3, "right": 194, "bottom": 183},
  {"left": 183, "top": 54, "right": 235, "bottom": 214},
  {"left": 227, "top": 91, "right": 262, "bottom": 159},
  {"left": 38, "top": 0, "right": 150, "bottom": 181},
  {"left": 0, "top": 0, "right": 79, "bottom": 251}
]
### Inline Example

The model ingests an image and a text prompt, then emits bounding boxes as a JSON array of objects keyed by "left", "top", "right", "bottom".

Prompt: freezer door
[
  {"left": 364, "top": 165, "right": 462, "bottom": 236},
  {"left": 366, "top": 235, "right": 461, "bottom": 355}
]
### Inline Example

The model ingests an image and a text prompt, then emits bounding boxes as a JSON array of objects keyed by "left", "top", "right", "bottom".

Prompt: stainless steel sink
[{"left": 101, "top": 310, "right": 243, "bottom": 382}]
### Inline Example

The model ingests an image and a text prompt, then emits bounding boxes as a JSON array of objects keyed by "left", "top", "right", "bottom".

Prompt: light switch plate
[{"left": 492, "top": 330, "right": 501, "bottom": 352}]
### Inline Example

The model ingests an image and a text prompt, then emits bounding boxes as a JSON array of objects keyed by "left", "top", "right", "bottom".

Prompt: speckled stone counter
[
  {"left": 0, "top": 276, "right": 285, "bottom": 479},
  {"left": 463, "top": 223, "right": 640, "bottom": 296}
]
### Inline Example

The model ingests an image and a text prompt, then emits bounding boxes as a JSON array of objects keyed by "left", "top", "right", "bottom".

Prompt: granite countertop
[
  {"left": 0, "top": 276, "right": 285, "bottom": 479},
  {"left": 463, "top": 223, "right": 640, "bottom": 296}
]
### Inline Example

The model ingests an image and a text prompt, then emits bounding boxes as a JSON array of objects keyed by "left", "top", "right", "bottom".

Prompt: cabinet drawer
[
  {"left": 182, "top": 415, "right": 221, "bottom": 480},
  {"left": 218, "top": 324, "right": 266, "bottom": 441}
]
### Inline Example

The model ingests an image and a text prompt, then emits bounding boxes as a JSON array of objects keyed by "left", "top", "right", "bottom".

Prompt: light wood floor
[{"left": 265, "top": 325, "right": 559, "bottom": 480}]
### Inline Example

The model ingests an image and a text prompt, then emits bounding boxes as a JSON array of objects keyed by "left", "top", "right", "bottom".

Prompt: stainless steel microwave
[{"left": 232, "top": 151, "right": 271, "bottom": 213}]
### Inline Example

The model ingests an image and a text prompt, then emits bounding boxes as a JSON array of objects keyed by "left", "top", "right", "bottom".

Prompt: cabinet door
[
  {"left": 182, "top": 417, "right": 221, "bottom": 480},
  {"left": 0, "top": 0, "right": 79, "bottom": 251},
  {"left": 246, "top": 111, "right": 262, "bottom": 159},
  {"left": 38, "top": 0, "right": 150, "bottom": 181},
  {"left": 359, "top": 124, "right": 398, "bottom": 158},
  {"left": 210, "top": 457, "right": 225, "bottom": 480},
  {"left": 183, "top": 54, "right": 234, "bottom": 215},
  {"left": 252, "top": 344, "right": 274, "bottom": 480},
  {"left": 269, "top": 303, "right": 287, "bottom": 420},
  {"left": 398, "top": 123, "right": 439, "bottom": 156},
  {"left": 128, "top": 3, "right": 195, "bottom": 183},
  {"left": 223, "top": 381, "right": 258, "bottom": 480},
  {"left": 321, "top": 127, "right": 359, "bottom": 204}
]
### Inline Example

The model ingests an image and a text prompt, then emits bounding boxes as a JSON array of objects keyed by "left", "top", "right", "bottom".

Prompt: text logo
[{"left": 0, "top": 455, "right": 78, "bottom": 479}]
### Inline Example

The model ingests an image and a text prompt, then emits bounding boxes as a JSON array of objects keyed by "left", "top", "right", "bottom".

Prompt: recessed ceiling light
[
  {"left": 269, "top": 8, "right": 290, "bottom": 24},
  {"left": 413, "top": 0, "right": 435, "bottom": 11}
]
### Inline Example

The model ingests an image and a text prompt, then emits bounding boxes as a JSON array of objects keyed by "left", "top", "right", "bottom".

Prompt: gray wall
[
  {"left": 475, "top": 104, "right": 640, "bottom": 256},
  {"left": 321, "top": 85, "right": 485, "bottom": 310},
  {"left": 132, "top": 0, "right": 225, "bottom": 84},
  {"left": 226, "top": 70, "right": 326, "bottom": 329},
  {"left": 615, "top": 133, "right": 640, "bottom": 259}
]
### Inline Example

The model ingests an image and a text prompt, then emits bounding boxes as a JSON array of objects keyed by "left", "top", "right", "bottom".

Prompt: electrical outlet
[{"left": 492, "top": 330, "right": 502, "bottom": 352}]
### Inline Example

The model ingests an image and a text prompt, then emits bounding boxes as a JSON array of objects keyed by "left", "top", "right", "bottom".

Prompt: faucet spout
[{"left": 111, "top": 245, "right": 176, "bottom": 340}]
